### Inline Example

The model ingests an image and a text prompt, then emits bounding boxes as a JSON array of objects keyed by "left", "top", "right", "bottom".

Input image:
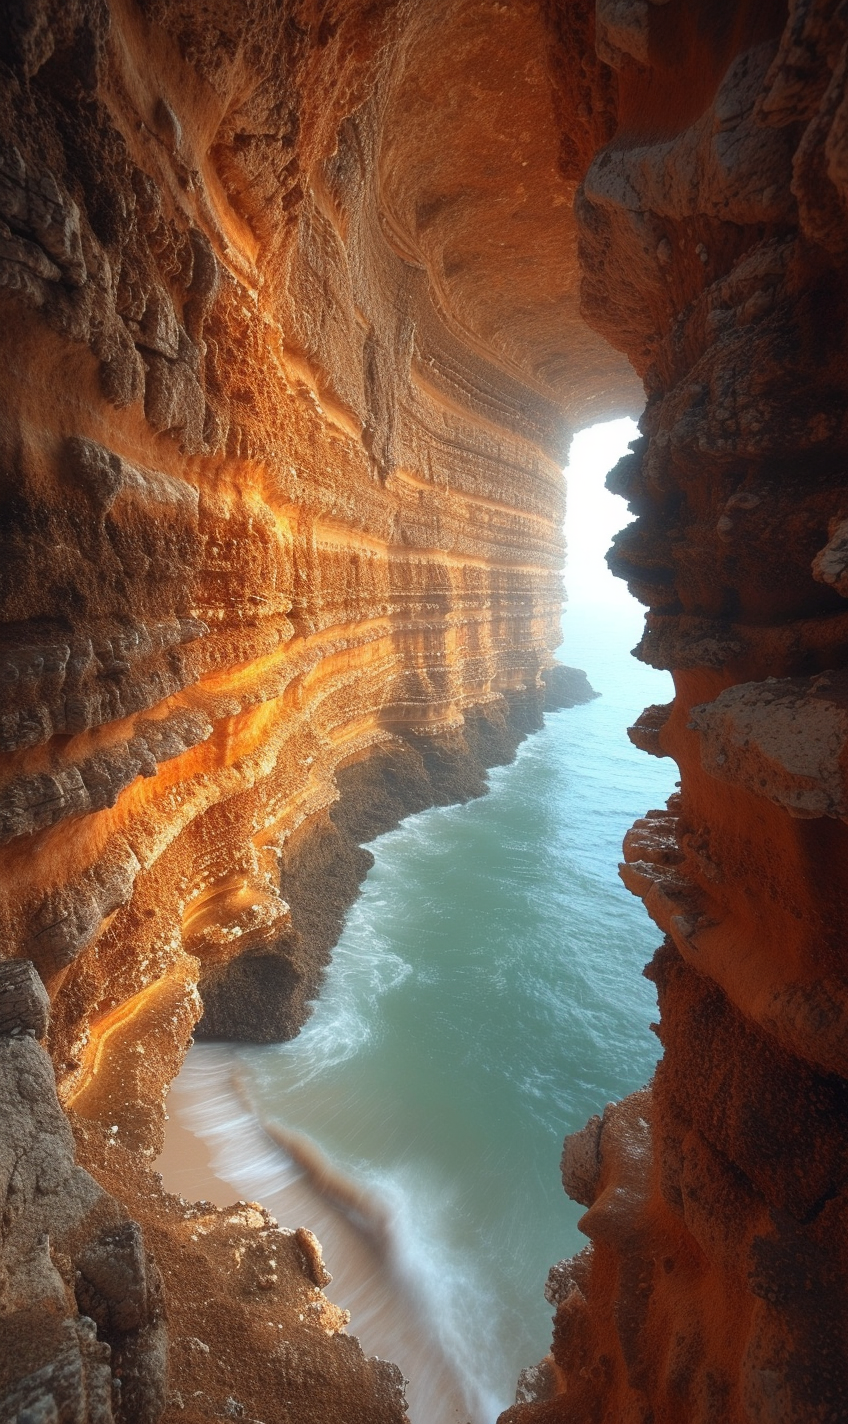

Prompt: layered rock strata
[
  {"left": 0, "top": 1, "right": 632, "bottom": 1419},
  {"left": 505, "top": 2, "right": 848, "bottom": 1421}
]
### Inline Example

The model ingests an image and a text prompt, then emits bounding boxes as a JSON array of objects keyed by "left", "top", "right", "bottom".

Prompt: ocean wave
[
  {"left": 168, "top": 1049, "right": 511, "bottom": 1422},
  {"left": 258, "top": 932, "right": 414, "bottom": 1088}
]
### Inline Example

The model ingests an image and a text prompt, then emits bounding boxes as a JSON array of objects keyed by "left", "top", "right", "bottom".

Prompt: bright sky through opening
[{"left": 565, "top": 416, "right": 640, "bottom": 610}]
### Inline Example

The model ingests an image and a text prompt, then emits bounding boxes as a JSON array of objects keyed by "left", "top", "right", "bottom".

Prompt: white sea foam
[
  {"left": 170, "top": 1044, "right": 510, "bottom": 1422},
  {"left": 267, "top": 928, "right": 413, "bottom": 1087},
  {"left": 174, "top": 1046, "right": 306, "bottom": 1199}
]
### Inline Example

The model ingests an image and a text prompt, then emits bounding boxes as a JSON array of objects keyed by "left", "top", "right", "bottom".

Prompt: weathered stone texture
[
  {"left": 5, "top": 1, "right": 848, "bottom": 1421},
  {"left": 0, "top": 962, "right": 166, "bottom": 1424}
]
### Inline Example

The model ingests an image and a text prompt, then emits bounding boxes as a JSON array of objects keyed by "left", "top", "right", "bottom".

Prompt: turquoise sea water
[{"left": 162, "top": 421, "right": 676, "bottom": 1422}]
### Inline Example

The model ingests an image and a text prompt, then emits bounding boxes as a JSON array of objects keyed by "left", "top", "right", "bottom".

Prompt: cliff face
[
  {"left": 0, "top": 0, "right": 638, "bottom": 1068},
  {"left": 0, "top": 3, "right": 635, "bottom": 1421},
  {"left": 504, "top": 3, "right": 848, "bottom": 1421}
]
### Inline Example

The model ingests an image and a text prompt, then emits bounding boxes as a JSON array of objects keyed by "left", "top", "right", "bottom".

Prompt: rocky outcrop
[
  {"left": 504, "top": 3, "right": 848, "bottom": 1422},
  {"left": 0, "top": 958, "right": 406, "bottom": 1424},
  {"left": 0, "top": 960, "right": 167, "bottom": 1424}
]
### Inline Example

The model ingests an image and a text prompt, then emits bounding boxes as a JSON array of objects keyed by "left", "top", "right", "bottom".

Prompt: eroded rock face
[
  {"left": 0, "top": 0, "right": 636, "bottom": 1091},
  {"left": 504, "top": 3, "right": 848, "bottom": 1422},
  {"left": 0, "top": 960, "right": 166, "bottom": 1424},
  {"left": 0, "top": 960, "right": 407, "bottom": 1424},
  {"left": 5, "top": 1, "right": 846, "bottom": 1421}
]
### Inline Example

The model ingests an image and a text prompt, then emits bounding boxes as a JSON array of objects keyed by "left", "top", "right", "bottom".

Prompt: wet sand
[
  {"left": 156, "top": 1049, "right": 486, "bottom": 1424},
  {"left": 156, "top": 1099, "right": 237, "bottom": 1206}
]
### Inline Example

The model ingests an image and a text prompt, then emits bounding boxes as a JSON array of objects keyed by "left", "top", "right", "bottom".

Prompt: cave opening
[{"left": 154, "top": 419, "right": 676, "bottom": 1422}]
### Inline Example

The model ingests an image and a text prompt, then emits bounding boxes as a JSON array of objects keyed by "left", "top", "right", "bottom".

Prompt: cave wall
[
  {"left": 504, "top": 2, "right": 848, "bottom": 1421},
  {"left": 0, "top": 0, "right": 637, "bottom": 1128},
  {"left": 4, "top": 1, "right": 848, "bottom": 1422}
]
